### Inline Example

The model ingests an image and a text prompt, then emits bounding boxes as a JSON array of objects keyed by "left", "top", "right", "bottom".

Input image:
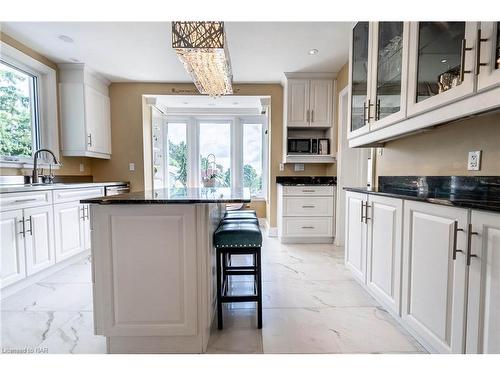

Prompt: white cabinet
[
  {"left": 54, "top": 201, "right": 85, "bottom": 262},
  {"left": 24, "top": 205, "right": 55, "bottom": 276},
  {"left": 401, "top": 201, "right": 468, "bottom": 353},
  {"left": 278, "top": 184, "right": 335, "bottom": 243},
  {"left": 344, "top": 191, "right": 367, "bottom": 283},
  {"left": 476, "top": 22, "right": 500, "bottom": 92},
  {"left": 466, "top": 210, "right": 500, "bottom": 353},
  {"left": 82, "top": 204, "right": 91, "bottom": 250},
  {"left": 59, "top": 63, "right": 112, "bottom": 159},
  {"left": 0, "top": 210, "right": 26, "bottom": 288},
  {"left": 365, "top": 195, "right": 403, "bottom": 315},
  {"left": 287, "top": 79, "right": 310, "bottom": 127}
]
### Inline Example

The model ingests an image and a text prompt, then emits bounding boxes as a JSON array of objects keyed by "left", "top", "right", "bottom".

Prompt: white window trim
[
  {"left": 0, "top": 41, "right": 59, "bottom": 169},
  {"left": 163, "top": 114, "right": 268, "bottom": 198}
]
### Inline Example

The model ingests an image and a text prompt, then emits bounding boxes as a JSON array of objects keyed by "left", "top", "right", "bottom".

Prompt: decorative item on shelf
[
  {"left": 202, "top": 153, "right": 217, "bottom": 187},
  {"left": 437, "top": 67, "right": 460, "bottom": 93},
  {"left": 172, "top": 21, "right": 233, "bottom": 97},
  {"left": 318, "top": 139, "right": 330, "bottom": 155}
]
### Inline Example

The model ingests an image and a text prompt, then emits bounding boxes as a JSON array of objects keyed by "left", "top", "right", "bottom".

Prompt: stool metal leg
[
  {"left": 216, "top": 248, "right": 223, "bottom": 330},
  {"left": 256, "top": 248, "right": 263, "bottom": 329}
]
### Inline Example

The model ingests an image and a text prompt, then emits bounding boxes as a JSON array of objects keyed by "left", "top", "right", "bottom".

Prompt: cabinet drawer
[
  {"left": 282, "top": 217, "right": 333, "bottom": 237},
  {"left": 0, "top": 190, "right": 53, "bottom": 211},
  {"left": 283, "top": 196, "right": 333, "bottom": 217},
  {"left": 283, "top": 185, "right": 334, "bottom": 196},
  {"left": 53, "top": 187, "right": 104, "bottom": 204}
]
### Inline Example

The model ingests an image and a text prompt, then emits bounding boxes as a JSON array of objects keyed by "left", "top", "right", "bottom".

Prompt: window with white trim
[{"left": 162, "top": 115, "right": 268, "bottom": 199}]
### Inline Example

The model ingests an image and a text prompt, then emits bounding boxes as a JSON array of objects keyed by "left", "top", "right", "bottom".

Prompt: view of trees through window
[
  {"left": 167, "top": 123, "right": 187, "bottom": 188},
  {"left": 0, "top": 61, "right": 37, "bottom": 158},
  {"left": 243, "top": 123, "right": 263, "bottom": 197}
]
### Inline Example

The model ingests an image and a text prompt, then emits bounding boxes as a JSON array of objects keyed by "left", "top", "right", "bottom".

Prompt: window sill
[{"left": 0, "top": 160, "right": 61, "bottom": 170}]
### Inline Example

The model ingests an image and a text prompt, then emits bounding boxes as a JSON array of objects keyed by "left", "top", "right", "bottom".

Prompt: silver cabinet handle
[
  {"left": 311, "top": 109, "right": 314, "bottom": 123},
  {"left": 452, "top": 220, "right": 464, "bottom": 260},
  {"left": 361, "top": 201, "right": 365, "bottom": 223},
  {"left": 306, "top": 109, "right": 310, "bottom": 123},
  {"left": 301, "top": 226, "right": 315, "bottom": 229},
  {"left": 302, "top": 205, "right": 316, "bottom": 208},
  {"left": 475, "top": 28, "right": 488, "bottom": 75},
  {"left": 467, "top": 223, "right": 479, "bottom": 266},
  {"left": 84, "top": 206, "right": 89, "bottom": 220},
  {"left": 25, "top": 216, "right": 32, "bottom": 236},
  {"left": 364, "top": 203, "right": 371, "bottom": 223},
  {"left": 87, "top": 133, "right": 93, "bottom": 147},
  {"left": 80, "top": 206, "right": 86, "bottom": 221},
  {"left": 18, "top": 218, "right": 26, "bottom": 237},
  {"left": 302, "top": 189, "right": 316, "bottom": 193},
  {"left": 14, "top": 198, "right": 37, "bottom": 203},
  {"left": 460, "top": 38, "right": 473, "bottom": 82}
]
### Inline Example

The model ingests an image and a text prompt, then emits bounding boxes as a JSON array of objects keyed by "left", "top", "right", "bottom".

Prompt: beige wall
[
  {"left": 0, "top": 32, "right": 93, "bottom": 177},
  {"left": 376, "top": 112, "right": 500, "bottom": 177}
]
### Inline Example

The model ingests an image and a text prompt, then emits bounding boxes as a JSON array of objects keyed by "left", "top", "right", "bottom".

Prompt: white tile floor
[{"left": 1, "top": 232, "right": 425, "bottom": 354}]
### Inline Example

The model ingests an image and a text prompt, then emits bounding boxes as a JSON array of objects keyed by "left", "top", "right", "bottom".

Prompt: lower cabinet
[
  {"left": 24, "top": 205, "right": 55, "bottom": 276},
  {"left": 54, "top": 201, "right": 85, "bottom": 262},
  {"left": 466, "top": 210, "right": 500, "bottom": 353},
  {"left": 0, "top": 210, "right": 26, "bottom": 288},
  {"left": 82, "top": 204, "right": 91, "bottom": 250},
  {"left": 345, "top": 192, "right": 367, "bottom": 283}
]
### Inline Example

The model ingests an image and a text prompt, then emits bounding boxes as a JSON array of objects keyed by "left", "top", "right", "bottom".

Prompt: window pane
[
  {"left": 167, "top": 123, "right": 187, "bottom": 188},
  {"left": 243, "top": 123, "right": 263, "bottom": 197},
  {"left": 0, "top": 61, "right": 36, "bottom": 158},
  {"left": 199, "top": 122, "right": 231, "bottom": 188}
]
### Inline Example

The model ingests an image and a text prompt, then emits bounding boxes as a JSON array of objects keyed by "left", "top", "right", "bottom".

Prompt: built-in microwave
[{"left": 288, "top": 138, "right": 318, "bottom": 154}]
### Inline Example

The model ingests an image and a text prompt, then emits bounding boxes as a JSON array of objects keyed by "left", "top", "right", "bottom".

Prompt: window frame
[
  {"left": 163, "top": 114, "right": 268, "bottom": 199},
  {"left": 0, "top": 41, "right": 59, "bottom": 168}
]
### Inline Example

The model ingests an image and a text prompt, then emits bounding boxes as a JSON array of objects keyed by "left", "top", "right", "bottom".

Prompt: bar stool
[{"left": 213, "top": 221, "right": 263, "bottom": 329}]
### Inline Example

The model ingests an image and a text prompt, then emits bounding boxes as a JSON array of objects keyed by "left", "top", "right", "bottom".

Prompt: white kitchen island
[{"left": 82, "top": 187, "right": 250, "bottom": 354}]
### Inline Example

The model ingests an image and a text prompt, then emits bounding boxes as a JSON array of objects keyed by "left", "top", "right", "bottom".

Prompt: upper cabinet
[
  {"left": 348, "top": 22, "right": 410, "bottom": 139},
  {"left": 348, "top": 22, "right": 500, "bottom": 147},
  {"left": 59, "top": 64, "right": 112, "bottom": 159}
]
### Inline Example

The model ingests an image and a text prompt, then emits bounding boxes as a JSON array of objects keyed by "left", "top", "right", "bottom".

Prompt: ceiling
[{"left": 0, "top": 22, "right": 354, "bottom": 83}]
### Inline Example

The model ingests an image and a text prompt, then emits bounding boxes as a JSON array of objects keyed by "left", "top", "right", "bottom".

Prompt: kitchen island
[{"left": 81, "top": 187, "right": 250, "bottom": 354}]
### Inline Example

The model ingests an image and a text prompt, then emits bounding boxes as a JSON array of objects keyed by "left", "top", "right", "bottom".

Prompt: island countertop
[{"left": 81, "top": 187, "right": 251, "bottom": 204}]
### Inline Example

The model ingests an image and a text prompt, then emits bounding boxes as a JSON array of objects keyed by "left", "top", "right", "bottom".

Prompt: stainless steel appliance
[
  {"left": 288, "top": 138, "right": 318, "bottom": 154},
  {"left": 105, "top": 184, "right": 130, "bottom": 196}
]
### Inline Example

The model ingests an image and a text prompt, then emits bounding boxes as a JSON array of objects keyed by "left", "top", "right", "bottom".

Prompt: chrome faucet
[{"left": 32, "top": 149, "right": 60, "bottom": 184}]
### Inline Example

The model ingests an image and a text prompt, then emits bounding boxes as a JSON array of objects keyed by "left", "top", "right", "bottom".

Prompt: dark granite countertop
[
  {"left": 276, "top": 176, "right": 336, "bottom": 186},
  {"left": 345, "top": 176, "right": 500, "bottom": 213},
  {"left": 81, "top": 187, "right": 251, "bottom": 204}
]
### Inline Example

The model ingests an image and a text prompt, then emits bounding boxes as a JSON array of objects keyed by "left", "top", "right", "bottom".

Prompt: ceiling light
[
  {"left": 58, "top": 35, "right": 74, "bottom": 43},
  {"left": 69, "top": 58, "right": 80, "bottom": 63},
  {"left": 308, "top": 49, "right": 319, "bottom": 55},
  {"left": 441, "top": 59, "right": 448, "bottom": 63},
  {"left": 172, "top": 21, "right": 233, "bottom": 97}
]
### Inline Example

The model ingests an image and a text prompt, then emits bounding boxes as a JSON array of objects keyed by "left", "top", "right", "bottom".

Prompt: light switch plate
[
  {"left": 294, "top": 163, "right": 305, "bottom": 172},
  {"left": 129, "top": 163, "right": 135, "bottom": 171},
  {"left": 79, "top": 163, "right": 84, "bottom": 172},
  {"left": 279, "top": 163, "right": 284, "bottom": 172},
  {"left": 468, "top": 151, "right": 481, "bottom": 171}
]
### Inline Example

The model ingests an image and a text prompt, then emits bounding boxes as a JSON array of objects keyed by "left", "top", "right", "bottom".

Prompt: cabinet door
[
  {"left": 466, "top": 210, "right": 500, "bottom": 354},
  {"left": 366, "top": 195, "right": 403, "bottom": 315},
  {"left": 0, "top": 210, "right": 26, "bottom": 288},
  {"left": 84, "top": 85, "right": 102, "bottom": 153},
  {"left": 402, "top": 201, "right": 468, "bottom": 353},
  {"left": 101, "top": 95, "right": 112, "bottom": 155},
  {"left": 348, "top": 22, "right": 373, "bottom": 138},
  {"left": 345, "top": 191, "right": 368, "bottom": 283},
  {"left": 287, "top": 79, "right": 310, "bottom": 127},
  {"left": 83, "top": 204, "right": 91, "bottom": 250},
  {"left": 309, "top": 79, "right": 333, "bottom": 127},
  {"left": 54, "top": 202, "right": 85, "bottom": 262},
  {"left": 407, "top": 22, "right": 478, "bottom": 117},
  {"left": 477, "top": 22, "right": 500, "bottom": 92},
  {"left": 24, "top": 205, "right": 55, "bottom": 276},
  {"left": 369, "top": 22, "right": 410, "bottom": 130}
]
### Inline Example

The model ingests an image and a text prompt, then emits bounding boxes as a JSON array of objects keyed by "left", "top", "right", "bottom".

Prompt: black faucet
[{"left": 32, "top": 149, "right": 60, "bottom": 184}]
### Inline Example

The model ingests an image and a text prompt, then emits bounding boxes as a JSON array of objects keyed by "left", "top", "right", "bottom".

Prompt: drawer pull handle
[
  {"left": 302, "top": 190, "right": 316, "bottom": 193},
  {"left": 25, "top": 216, "right": 33, "bottom": 236},
  {"left": 301, "top": 226, "right": 315, "bottom": 229},
  {"left": 14, "top": 198, "right": 38, "bottom": 203},
  {"left": 302, "top": 205, "right": 316, "bottom": 208},
  {"left": 18, "top": 218, "right": 26, "bottom": 237},
  {"left": 466, "top": 223, "right": 479, "bottom": 266},
  {"left": 452, "top": 221, "right": 464, "bottom": 260}
]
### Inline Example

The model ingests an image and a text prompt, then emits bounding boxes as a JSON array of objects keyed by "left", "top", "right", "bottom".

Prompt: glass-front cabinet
[
  {"left": 369, "top": 22, "right": 410, "bottom": 130},
  {"left": 407, "top": 22, "right": 478, "bottom": 117},
  {"left": 477, "top": 22, "right": 500, "bottom": 91},
  {"left": 348, "top": 22, "right": 371, "bottom": 137}
]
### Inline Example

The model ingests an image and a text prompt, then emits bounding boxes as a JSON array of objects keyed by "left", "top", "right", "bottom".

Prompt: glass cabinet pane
[
  {"left": 416, "top": 22, "right": 466, "bottom": 103},
  {"left": 495, "top": 22, "right": 500, "bottom": 70},
  {"left": 351, "top": 22, "right": 369, "bottom": 132},
  {"left": 375, "top": 22, "right": 404, "bottom": 121}
]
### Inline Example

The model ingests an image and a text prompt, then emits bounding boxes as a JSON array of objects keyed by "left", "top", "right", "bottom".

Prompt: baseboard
[
  {"left": 267, "top": 227, "right": 278, "bottom": 237},
  {"left": 1, "top": 250, "right": 90, "bottom": 299}
]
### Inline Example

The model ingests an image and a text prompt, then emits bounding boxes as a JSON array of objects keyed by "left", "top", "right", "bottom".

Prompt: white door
[
  {"left": 82, "top": 204, "right": 91, "bottom": 250},
  {"left": 287, "top": 79, "right": 310, "bottom": 127},
  {"left": 407, "top": 22, "right": 478, "bottom": 117},
  {"left": 476, "top": 22, "right": 500, "bottom": 92},
  {"left": 24, "top": 205, "right": 55, "bottom": 276},
  {"left": 345, "top": 191, "right": 368, "bottom": 283},
  {"left": 466, "top": 210, "right": 500, "bottom": 353},
  {"left": 366, "top": 195, "right": 403, "bottom": 315},
  {"left": 54, "top": 201, "right": 85, "bottom": 262},
  {"left": 402, "top": 201, "right": 468, "bottom": 353},
  {"left": 369, "top": 22, "right": 410, "bottom": 130},
  {"left": 309, "top": 79, "right": 333, "bottom": 127},
  {"left": 0, "top": 210, "right": 26, "bottom": 288}
]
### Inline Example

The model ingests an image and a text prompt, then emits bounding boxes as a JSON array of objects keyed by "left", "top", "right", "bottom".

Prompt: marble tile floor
[{"left": 1, "top": 233, "right": 426, "bottom": 354}]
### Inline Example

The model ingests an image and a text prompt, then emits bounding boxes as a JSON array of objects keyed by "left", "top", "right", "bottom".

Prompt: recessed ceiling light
[
  {"left": 58, "top": 35, "right": 74, "bottom": 43},
  {"left": 69, "top": 58, "right": 80, "bottom": 63},
  {"left": 441, "top": 59, "right": 448, "bottom": 63},
  {"left": 308, "top": 49, "right": 319, "bottom": 55}
]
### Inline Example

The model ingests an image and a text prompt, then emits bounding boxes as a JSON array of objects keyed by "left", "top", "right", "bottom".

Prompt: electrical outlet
[
  {"left": 279, "top": 163, "right": 284, "bottom": 172},
  {"left": 79, "top": 163, "right": 84, "bottom": 172},
  {"left": 129, "top": 162, "right": 135, "bottom": 171},
  {"left": 377, "top": 148, "right": 383, "bottom": 156},
  {"left": 294, "top": 163, "right": 305, "bottom": 172},
  {"left": 468, "top": 151, "right": 481, "bottom": 171}
]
